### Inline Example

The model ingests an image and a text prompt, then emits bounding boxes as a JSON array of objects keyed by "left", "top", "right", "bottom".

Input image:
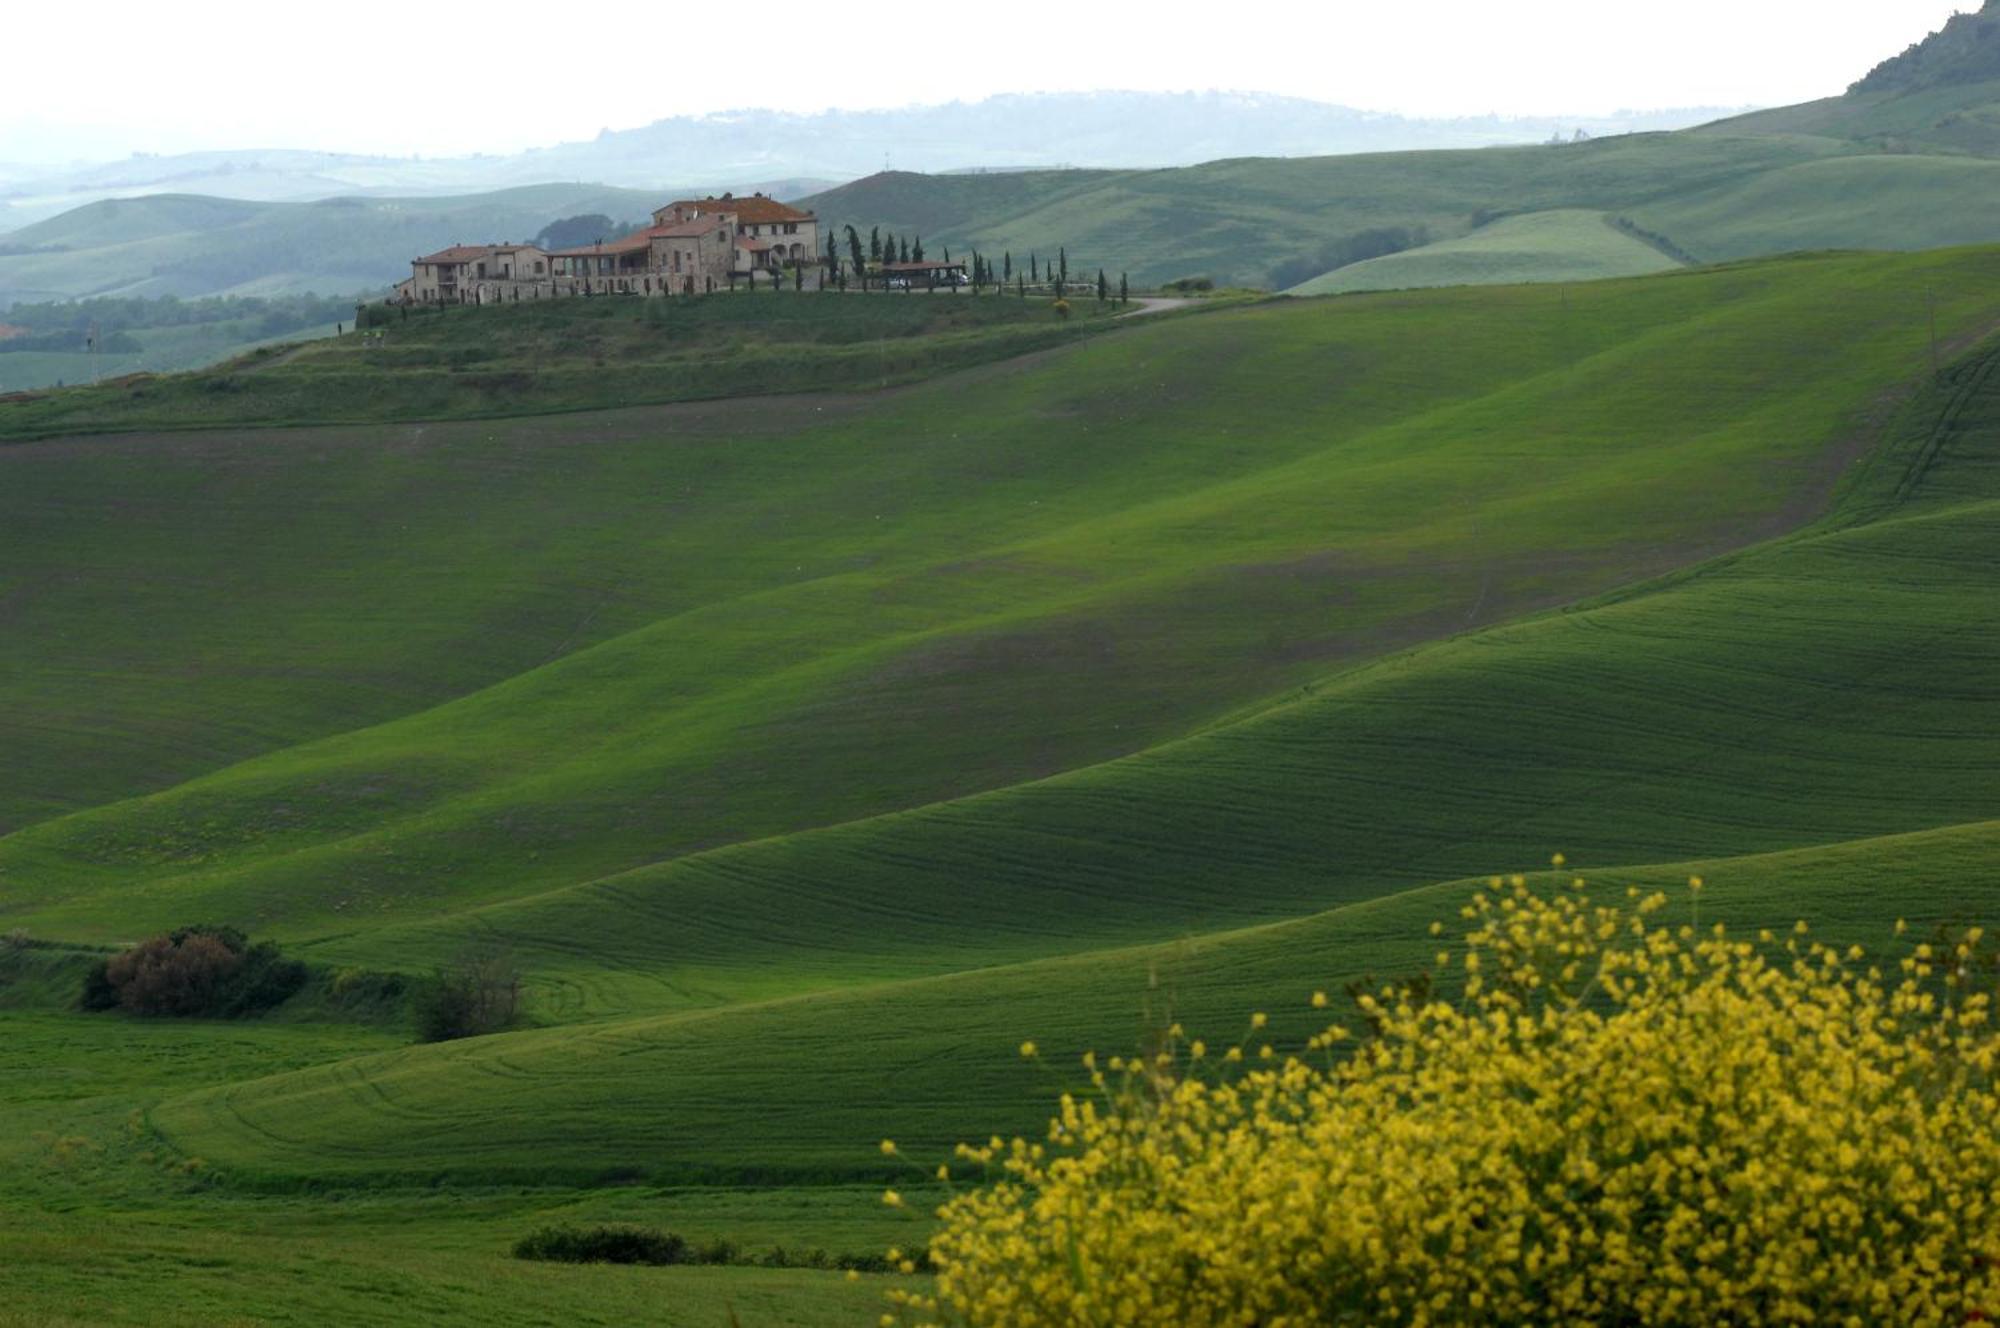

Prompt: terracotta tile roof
[
  {"left": 653, "top": 216, "right": 727, "bottom": 238},
  {"left": 548, "top": 217, "right": 728, "bottom": 258},
  {"left": 669, "top": 194, "right": 812, "bottom": 224},
  {"left": 415, "top": 244, "right": 498, "bottom": 265},
  {"left": 736, "top": 237, "right": 773, "bottom": 252},
  {"left": 548, "top": 228, "right": 665, "bottom": 258}
]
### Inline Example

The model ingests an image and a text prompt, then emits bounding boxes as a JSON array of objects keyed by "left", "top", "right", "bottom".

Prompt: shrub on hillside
[
  {"left": 80, "top": 925, "right": 306, "bottom": 1018},
  {"left": 510, "top": 1223, "right": 915, "bottom": 1271},
  {"left": 513, "top": 1224, "right": 689, "bottom": 1265},
  {"left": 894, "top": 878, "right": 2000, "bottom": 1325},
  {"left": 413, "top": 942, "right": 523, "bottom": 1042}
]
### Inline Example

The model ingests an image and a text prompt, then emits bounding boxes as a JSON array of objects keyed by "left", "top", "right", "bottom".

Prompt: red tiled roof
[
  {"left": 415, "top": 244, "right": 497, "bottom": 265},
  {"left": 654, "top": 216, "right": 727, "bottom": 238},
  {"left": 736, "top": 237, "right": 772, "bottom": 252},
  {"left": 548, "top": 228, "right": 664, "bottom": 258},
  {"left": 549, "top": 218, "right": 727, "bottom": 258},
  {"left": 669, "top": 194, "right": 812, "bottom": 224}
]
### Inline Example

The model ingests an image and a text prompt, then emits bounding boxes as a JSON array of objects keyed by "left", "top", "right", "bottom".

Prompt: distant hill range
[
  {"left": 6, "top": 8, "right": 2000, "bottom": 312},
  {"left": 0, "top": 93, "right": 1733, "bottom": 234}
]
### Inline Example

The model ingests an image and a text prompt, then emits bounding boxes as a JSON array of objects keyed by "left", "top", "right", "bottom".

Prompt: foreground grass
[{"left": 0, "top": 1007, "right": 909, "bottom": 1326}]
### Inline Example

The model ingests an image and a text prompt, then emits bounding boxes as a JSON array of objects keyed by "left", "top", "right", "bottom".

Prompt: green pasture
[
  {"left": 0, "top": 1008, "right": 908, "bottom": 1327},
  {"left": 4, "top": 247, "right": 2000, "bottom": 1323},
  {"left": 1286, "top": 210, "right": 1681, "bottom": 295},
  {"left": 6, "top": 252, "right": 1990, "bottom": 949},
  {"left": 139, "top": 312, "right": 2000, "bottom": 1186},
  {"left": 0, "top": 288, "right": 1126, "bottom": 440}
]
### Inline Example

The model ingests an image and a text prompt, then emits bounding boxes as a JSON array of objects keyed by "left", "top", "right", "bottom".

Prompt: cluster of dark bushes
[
  {"left": 80, "top": 925, "right": 306, "bottom": 1017},
  {"left": 1161, "top": 276, "right": 1214, "bottom": 294},
  {"left": 511, "top": 1224, "right": 925, "bottom": 1273},
  {"left": 1266, "top": 226, "right": 1431, "bottom": 291},
  {"left": 412, "top": 943, "right": 522, "bottom": 1042}
]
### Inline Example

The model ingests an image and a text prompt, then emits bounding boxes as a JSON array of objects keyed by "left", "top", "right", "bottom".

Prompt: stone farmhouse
[{"left": 397, "top": 194, "right": 822, "bottom": 304}]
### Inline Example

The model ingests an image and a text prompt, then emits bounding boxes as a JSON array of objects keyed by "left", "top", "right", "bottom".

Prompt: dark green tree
[
  {"left": 1031, "top": 253, "right": 1039, "bottom": 281},
  {"left": 846, "top": 225, "right": 865, "bottom": 273},
  {"left": 1060, "top": 247, "right": 1069, "bottom": 282},
  {"left": 899, "top": 236, "right": 911, "bottom": 263},
  {"left": 869, "top": 227, "right": 881, "bottom": 262},
  {"left": 1097, "top": 269, "right": 1108, "bottom": 302},
  {"left": 1119, "top": 271, "right": 1129, "bottom": 304},
  {"left": 1004, "top": 251, "right": 1012, "bottom": 281},
  {"left": 913, "top": 234, "right": 925, "bottom": 263}
]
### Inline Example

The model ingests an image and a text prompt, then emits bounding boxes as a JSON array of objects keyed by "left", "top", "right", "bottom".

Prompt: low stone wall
[{"left": 406, "top": 273, "right": 722, "bottom": 305}]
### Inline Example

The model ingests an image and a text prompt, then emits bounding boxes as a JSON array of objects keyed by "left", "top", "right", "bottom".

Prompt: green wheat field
[{"left": 4, "top": 244, "right": 1999, "bottom": 1323}]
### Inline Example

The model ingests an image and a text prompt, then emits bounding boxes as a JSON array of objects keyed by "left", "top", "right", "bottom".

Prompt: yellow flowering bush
[{"left": 892, "top": 878, "right": 2000, "bottom": 1326}]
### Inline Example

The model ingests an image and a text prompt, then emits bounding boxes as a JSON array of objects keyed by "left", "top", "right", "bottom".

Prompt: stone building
[
  {"left": 402, "top": 243, "right": 550, "bottom": 302},
  {"left": 401, "top": 193, "right": 821, "bottom": 304}
]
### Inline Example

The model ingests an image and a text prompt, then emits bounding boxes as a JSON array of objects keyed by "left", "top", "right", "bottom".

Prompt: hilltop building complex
[{"left": 397, "top": 193, "right": 822, "bottom": 304}]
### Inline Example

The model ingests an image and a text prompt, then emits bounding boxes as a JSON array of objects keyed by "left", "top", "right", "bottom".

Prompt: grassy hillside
[
  {"left": 0, "top": 183, "right": 661, "bottom": 307},
  {"left": 4, "top": 249, "right": 1999, "bottom": 1323},
  {"left": 1286, "top": 210, "right": 1681, "bottom": 295},
  {"left": 1626, "top": 153, "right": 2000, "bottom": 262},
  {"left": 146, "top": 314, "right": 2000, "bottom": 1185},
  {"left": 6, "top": 251, "right": 1989, "bottom": 938},
  {"left": 0, "top": 288, "right": 1125, "bottom": 441},
  {"left": 805, "top": 134, "right": 1849, "bottom": 289},
  {"left": 0, "top": 317, "right": 343, "bottom": 394}
]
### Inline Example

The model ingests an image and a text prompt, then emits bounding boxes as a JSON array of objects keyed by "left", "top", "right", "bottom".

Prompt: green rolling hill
[
  {"left": 810, "top": 8, "right": 2000, "bottom": 293},
  {"left": 6, "top": 7, "right": 1998, "bottom": 345},
  {"left": 4, "top": 245, "right": 2000, "bottom": 1323},
  {"left": 124, "top": 294, "right": 2000, "bottom": 1184},
  {"left": 0, "top": 182, "right": 661, "bottom": 307},
  {"left": 1285, "top": 210, "right": 1683, "bottom": 295}
]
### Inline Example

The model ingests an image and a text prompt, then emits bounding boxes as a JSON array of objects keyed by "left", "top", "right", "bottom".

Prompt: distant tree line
[
  {"left": 1266, "top": 226, "right": 1432, "bottom": 291},
  {"left": 531, "top": 213, "right": 651, "bottom": 252}
]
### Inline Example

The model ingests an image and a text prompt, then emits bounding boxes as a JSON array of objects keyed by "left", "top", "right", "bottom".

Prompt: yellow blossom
[{"left": 907, "top": 879, "right": 2000, "bottom": 1328}]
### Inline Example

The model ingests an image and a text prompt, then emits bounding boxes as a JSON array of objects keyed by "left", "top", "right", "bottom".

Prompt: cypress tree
[
  {"left": 914, "top": 234, "right": 925, "bottom": 263},
  {"left": 1097, "top": 269, "right": 1108, "bottom": 302},
  {"left": 900, "top": 236, "right": 911, "bottom": 263},
  {"left": 1031, "top": 253, "right": 1039, "bottom": 281},
  {"left": 1060, "top": 247, "right": 1068, "bottom": 282},
  {"left": 1004, "top": 251, "right": 1012, "bottom": 281},
  {"left": 1119, "top": 271, "right": 1128, "bottom": 304},
  {"left": 870, "top": 227, "right": 881, "bottom": 262}
]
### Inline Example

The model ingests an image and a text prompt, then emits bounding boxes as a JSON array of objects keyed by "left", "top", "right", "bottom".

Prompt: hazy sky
[{"left": 0, "top": 1, "right": 1967, "bottom": 163}]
